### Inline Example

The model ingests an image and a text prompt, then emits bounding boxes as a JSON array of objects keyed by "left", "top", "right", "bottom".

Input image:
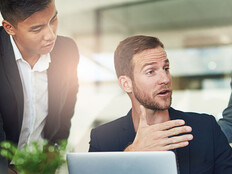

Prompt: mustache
[{"left": 153, "top": 85, "right": 172, "bottom": 95}]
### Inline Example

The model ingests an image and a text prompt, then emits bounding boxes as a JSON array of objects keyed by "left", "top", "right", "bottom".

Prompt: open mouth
[{"left": 158, "top": 90, "right": 170, "bottom": 95}]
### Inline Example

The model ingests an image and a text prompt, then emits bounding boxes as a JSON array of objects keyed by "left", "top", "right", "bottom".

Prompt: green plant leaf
[{"left": 0, "top": 140, "right": 67, "bottom": 173}]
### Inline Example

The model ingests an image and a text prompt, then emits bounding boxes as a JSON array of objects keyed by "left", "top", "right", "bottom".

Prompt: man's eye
[
  {"left": 32, "top": 28, "right": 41, "bottom": 33},
  {"left": 164, "top": 67, "right": 170, "bottom": 71},
  {"left": 146, "top": 70, "right": 154, "bottom": 75}
]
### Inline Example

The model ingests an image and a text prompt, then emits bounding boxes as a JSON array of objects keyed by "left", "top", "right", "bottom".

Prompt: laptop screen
[{"left": 67, "top": 151, "right": 177, "bottom": 174}]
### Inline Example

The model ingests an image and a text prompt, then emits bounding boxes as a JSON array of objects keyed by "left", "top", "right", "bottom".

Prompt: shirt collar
[
  {"left": 10, "top": 35, "right": 51, "bottom": 72},
  {"left": 33, "top": 54, "right": 51, "bottom": 72}
]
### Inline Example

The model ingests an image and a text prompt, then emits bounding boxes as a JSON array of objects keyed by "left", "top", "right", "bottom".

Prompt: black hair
[{"left": 0, "top": 0, "right": 52, "bottom": 27}]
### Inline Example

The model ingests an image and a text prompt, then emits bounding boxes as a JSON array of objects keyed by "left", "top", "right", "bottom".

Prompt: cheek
[
  {"left": 30, "top": 36, "right": 42, "bottom": 46},
  {"left": 22, "top": 37, "right": 43, "bottom": 50},
  {"left": 20, "top": 35, "right": 38, "bottom": 48},
  {"left": 24, "top": 32, "right": 40, "bottom": 41}
]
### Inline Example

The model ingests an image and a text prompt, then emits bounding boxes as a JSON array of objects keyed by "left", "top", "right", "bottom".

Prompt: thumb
[{"left": 138, "top": 105, "right": 148, "bottom": 127}]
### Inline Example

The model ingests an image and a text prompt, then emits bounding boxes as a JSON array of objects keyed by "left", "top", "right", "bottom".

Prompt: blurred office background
[{"left": 1, "top": 0, "right": 232, "bottom": 155}]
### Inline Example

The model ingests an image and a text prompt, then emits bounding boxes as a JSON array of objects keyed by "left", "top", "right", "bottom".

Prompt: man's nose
[
  {"left": 44, "top": 25, "right": 56, "bottom": 41},
  {"left": 159, "top": 71, "right": 170, "bottom": 85}
]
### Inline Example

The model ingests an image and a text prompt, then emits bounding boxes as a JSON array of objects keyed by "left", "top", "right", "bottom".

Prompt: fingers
[
  {"left": 130, "top": 133, "right": 193, "bottom": 151},
  {"left": 162, "top": 134, "right": 193, "bottom": 150},
  {"left": 167, "top": 134, "right": 193, "bottom": 144},
  {"left": 138, "top": 105, "right": 186, "bottom": 132},
  {"left": 152, "top": 119, "right": 186, "bottom": 131},
  {"left": 135, "top": 105, "right": 193, "bottom": 151},
  {"left": 163, "top": 125, "right": 192, "bottom": 138},
  {"left": 164, "top": 141, "right": 190, "bottom": 151}
]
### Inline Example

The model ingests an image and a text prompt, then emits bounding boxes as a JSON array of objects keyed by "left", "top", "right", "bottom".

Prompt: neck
[
  {"left": 22, "top": 55, "right": 40, "bottom": 69},
  {"left": 132, "top": 104, "right": 170, "bottom": 132}
]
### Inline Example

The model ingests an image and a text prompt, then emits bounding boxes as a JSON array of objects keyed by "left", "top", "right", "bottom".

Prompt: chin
[{"left": 157, "top": 101, "right": 172, "bottom": 110}]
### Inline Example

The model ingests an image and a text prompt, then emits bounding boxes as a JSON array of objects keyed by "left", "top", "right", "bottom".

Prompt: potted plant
[{"left": 0, "top": 140, "right": 67, "bottom": 174}]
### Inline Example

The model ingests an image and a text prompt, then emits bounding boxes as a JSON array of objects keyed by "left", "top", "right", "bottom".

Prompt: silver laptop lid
[{"left": 67, "top": 151, "right": 177, "bottom": 174}]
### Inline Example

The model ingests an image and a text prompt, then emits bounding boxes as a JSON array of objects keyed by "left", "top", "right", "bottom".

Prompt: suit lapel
[
  {"left": 0, "top": 28, "right": 24, "bottom": 130},
  {"left": 169, "top": 108, "right": 190, "bottom": 174}
]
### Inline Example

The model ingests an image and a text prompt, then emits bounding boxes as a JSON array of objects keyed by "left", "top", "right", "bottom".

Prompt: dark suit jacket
[
  {"left": 89, "top": 107, "right": 232, "bottom": 174},
  {"left": 0, "top": 26, "right": 79, "bottom": 145}
]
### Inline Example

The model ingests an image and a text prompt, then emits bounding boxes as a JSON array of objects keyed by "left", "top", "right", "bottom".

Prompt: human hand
[{"left": 124, "top": 105, "right": 193, "bottom": 151}]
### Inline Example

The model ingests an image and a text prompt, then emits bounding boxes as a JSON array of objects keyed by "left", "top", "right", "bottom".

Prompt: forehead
[{"left": 132, "top": 47, "right": 168, "bottom": 68}]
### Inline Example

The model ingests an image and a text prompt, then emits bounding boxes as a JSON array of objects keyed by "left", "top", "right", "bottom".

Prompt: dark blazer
[
  {"left": 0, "top": 26, "right": 79, "bottom": 145},
  {"left": 89, "top": 107, "right": 232, "bottom": 174}
]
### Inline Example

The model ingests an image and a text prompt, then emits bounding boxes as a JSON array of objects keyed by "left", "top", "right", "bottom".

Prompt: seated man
[{"left": 89, "top": 35, "right": 232, "bottom": 174}]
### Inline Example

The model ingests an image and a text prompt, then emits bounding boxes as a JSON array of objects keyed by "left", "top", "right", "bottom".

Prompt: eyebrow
[
  {"left": 29, "top": 11, "right": 58, "bottom": 30},
  {"left": 141, "top": 59, "right": 169, "bottom": 70}
]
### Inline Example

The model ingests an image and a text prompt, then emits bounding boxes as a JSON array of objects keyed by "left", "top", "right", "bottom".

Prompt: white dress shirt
[{"left": 10, "top": 36, "right": 51, "bottom": 149}]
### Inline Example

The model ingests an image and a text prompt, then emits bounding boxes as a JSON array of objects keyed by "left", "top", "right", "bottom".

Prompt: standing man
[
  {"left": 0, "top": 0, "right": 79, "bottom": 173},
  {"left": 89, "top": 35, "right": 232, "bottom": 174}
]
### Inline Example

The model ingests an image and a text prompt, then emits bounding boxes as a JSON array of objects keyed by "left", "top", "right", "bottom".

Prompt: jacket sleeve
[
  {"left": 218, "top": 78, "right": 232, "bottom": 143},
  {"left": 50, "top": 37, "right": 79, "bottom": 142},
  {"left": 213, "top": 115, "right": 232, "bottom": 173},
  {"left": 89, "top": 128, "right": 102, "bottom": 152}
]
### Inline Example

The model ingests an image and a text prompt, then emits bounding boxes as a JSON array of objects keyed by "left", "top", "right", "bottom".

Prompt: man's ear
[
  {"left": 118, "top": 75, "right": 133, "bottom": 93},
  {"left": 2, "top": 20, "right": 16, "bottom": 35}
]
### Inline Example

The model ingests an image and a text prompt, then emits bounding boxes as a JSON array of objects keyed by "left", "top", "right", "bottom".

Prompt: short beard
[
  {"left": 133, "top": 82, "right": 172, "bottom": 111},
  {"left": 135, "top": 93, "right": 172, "bottom": 111}
]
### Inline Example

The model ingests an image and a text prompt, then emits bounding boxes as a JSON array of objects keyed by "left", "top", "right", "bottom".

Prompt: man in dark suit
[
  {"left": 89, "top": 35, "right": 232, "bottom": 174},
  {"left": 0, "top": 0, "right": 79, "bottom": 173}
]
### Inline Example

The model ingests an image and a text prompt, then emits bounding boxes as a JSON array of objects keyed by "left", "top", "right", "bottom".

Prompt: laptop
[{"left": 67, "top": 151, "right": 178, "bottom": 174}]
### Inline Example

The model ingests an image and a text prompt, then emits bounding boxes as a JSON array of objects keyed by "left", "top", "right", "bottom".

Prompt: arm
[
  {"left": 51, "top": 38, "right": 79, "bottom": 142},
  {"left": 218, "top": 78, "right": 232, "bottom": 143},
  {"left": 213, "top": 115, "right": 232, "bottom": 173}
]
